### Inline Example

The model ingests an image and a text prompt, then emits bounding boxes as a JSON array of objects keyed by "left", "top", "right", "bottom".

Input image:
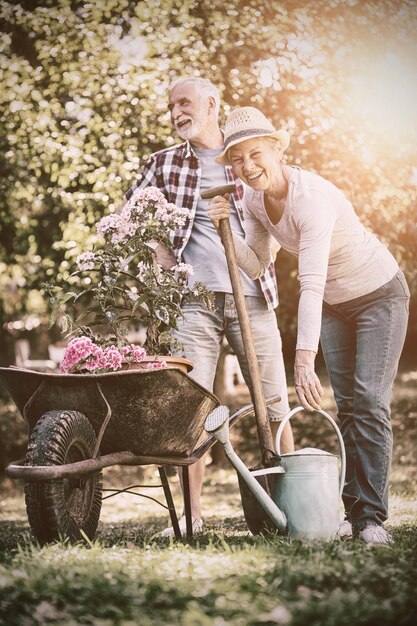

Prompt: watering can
[
  {"left": 252, "top": 406, "right": 346, "bottom": 540},
  {"left": 205, "top": 404, "right": 346, "bottom": 541}
]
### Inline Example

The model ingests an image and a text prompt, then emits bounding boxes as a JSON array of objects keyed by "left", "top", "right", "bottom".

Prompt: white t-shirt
[
  {"left": 232, "top": 166, "right": 399, "bottom": 351},
  {"left": 183, "top": 146, "right": 261, "bottom": 297}
]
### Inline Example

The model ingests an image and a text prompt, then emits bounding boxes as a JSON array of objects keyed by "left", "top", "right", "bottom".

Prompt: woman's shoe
[
  {"left": 358, "top": 525, "right": 393, "bottom": 545},
  {"left": 337, "top": 520, "right": 353, "bottom": 539}
]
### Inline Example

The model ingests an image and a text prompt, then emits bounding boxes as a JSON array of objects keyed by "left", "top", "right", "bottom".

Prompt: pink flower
[
  {"left": 154, "top": 204, "right": 190, "bottom": 229},
  {"left": 60, "top": 336, "right": 104, "bottom": 373},
  {"left": 61, "top": 337, "right": 152, "bottom": 374},
  {"left": 97, "top": 213, "right": 136, "bottom": 245},
  {"left": 125, "top": 186, "right": 168, "bottom": 218},
  {"left": 96, "top": 214, "right": 122, "bottom": 236},
  {"left": 167, "top": 204, "right": 190, "bottom": 228},
  {"left": 102, "top": 346, "right": 123, "bottom": 371},
  {"left": 121, "top": 344, "right": 147, "bottom": 363},
  {"left": 131, "top": 345, "right": 147, "bottom": 362},
  {"left": 174, "top": 263, "right": 194, "bottom": 277},
  {"left": 132, "top": 187, "right": 167, "bottom": 205},
  {"left": 143, "top": 359, "right": 167, "bottom": 370},
  {"left": 77, "top": 252, "right": 97, "bottom": 271}
]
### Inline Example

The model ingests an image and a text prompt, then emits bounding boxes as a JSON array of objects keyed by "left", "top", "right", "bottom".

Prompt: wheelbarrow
[{"left": 0, "top": 365, "right": 278, "bottom": 544}]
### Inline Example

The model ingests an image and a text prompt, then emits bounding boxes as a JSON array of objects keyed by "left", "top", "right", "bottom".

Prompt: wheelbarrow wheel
[{"left": 24, "top": 410, "right": 102, "bottom": 545}]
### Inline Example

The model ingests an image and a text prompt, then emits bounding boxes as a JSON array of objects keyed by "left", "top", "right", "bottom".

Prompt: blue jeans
[
  {"left": 173, "top": 293, "right": 290, "bottom": 420},
  {"left": 320, "top": 271, "right": 410, "bottom": 530}
]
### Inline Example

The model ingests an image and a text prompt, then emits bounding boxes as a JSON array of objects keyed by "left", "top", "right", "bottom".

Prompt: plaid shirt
[{"left": 125, "top": 140, "right": 279, "bottom": 309}]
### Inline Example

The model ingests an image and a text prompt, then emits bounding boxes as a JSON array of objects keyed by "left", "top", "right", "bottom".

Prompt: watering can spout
[{"left": 204, "top": 406, "right": 287, "bottom": 533}]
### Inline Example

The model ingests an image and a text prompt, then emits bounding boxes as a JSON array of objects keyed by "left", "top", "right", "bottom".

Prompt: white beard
[
  {"left": 177, "top": 120, "right": 201, "bottom": 141},
  {"left": 176, "top": 108, "right": 205, "bottom": 141}
]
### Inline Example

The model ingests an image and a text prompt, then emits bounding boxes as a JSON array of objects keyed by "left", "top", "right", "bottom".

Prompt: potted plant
[{"left": 45, "top": 186, "right": 212, "bottom": 374}]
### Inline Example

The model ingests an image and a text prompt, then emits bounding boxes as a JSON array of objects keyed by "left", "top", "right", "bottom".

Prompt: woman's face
[{"left": 229, "top": 137, "right": 282, "bottom": 192}]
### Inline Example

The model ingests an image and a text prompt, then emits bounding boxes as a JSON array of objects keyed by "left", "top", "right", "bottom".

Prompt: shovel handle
[
  {"left": 218, "top": 218, "right": 276, "bottom": 463},
  {"left": 200, "top": 183, "right": 237, "bottom": 200}
]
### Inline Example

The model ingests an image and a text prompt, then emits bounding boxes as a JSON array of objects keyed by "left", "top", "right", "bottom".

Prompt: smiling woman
[
  {"left": 228, "top": 138, "right": 288, "bottom": 225},
  {"left": 207, "top": 105, "right": 410, "bottom": 546}
]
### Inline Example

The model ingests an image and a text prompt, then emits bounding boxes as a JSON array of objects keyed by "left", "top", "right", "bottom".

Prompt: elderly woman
[{"left": 208, "top": 106, "right": 409, "bottom": 545}]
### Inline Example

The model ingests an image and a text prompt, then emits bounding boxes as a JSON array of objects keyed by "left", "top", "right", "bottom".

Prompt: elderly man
[{"left": 123, "top": 77, "right": 293, "bottom": 536}]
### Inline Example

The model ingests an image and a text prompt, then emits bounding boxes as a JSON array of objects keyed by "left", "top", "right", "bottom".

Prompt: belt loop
[
  {"left": 215, "top": 292, "right": 225, "bottom": 312},
  {"left": 224, "top": 293, "right": 237, "bottom": 318}
]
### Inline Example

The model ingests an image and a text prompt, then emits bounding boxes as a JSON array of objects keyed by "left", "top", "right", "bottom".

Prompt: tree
[{"left": 0, "top": 0, "right": 416, "bottom": 356}]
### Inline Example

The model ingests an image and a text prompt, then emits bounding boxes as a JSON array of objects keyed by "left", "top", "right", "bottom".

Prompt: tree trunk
[{"left": 0, "top": 302, "right": 15, "bottom": 367}]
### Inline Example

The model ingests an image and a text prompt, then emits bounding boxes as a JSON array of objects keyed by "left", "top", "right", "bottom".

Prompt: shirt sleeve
[
  {"left": 295, "top": 196, "right": 337, "bottom": 352},
  {"left": 232, "top": 193, "right": 276, "bottom": 279},
  {"left": 120, "top": 154, "right": 177, "bottom": 256},
  {"left": 124, "top": 155, "right": 158, "bottom": 200}
]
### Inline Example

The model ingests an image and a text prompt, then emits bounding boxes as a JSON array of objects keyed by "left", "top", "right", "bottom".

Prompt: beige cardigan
[{"left": 231, "top": 166, "right": 398, "bottom": 352}]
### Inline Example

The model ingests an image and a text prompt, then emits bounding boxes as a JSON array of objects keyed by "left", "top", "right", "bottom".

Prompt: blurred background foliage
[{"left": 0, "top": 0, "right": 416, "bottom": 363}]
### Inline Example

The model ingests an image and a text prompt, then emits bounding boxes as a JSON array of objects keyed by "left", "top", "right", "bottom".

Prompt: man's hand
[
  {"left": 154, "top": 243, "right": 177, "bottom": 270},
  {"left": 294, "top": 349, "right": 323, "bottom": 411},
  {"left": 207, "top": 194, "right": 231, "bottom": 229}
]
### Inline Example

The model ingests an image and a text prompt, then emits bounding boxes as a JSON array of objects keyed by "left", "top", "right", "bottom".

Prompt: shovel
[{"left": 201, "top": 183, "right": 283, "bottom": 533}]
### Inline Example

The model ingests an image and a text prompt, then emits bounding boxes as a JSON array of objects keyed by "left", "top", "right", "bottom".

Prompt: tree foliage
[{"left": 0, "top": 0, "right": 416, "bottom": 354}]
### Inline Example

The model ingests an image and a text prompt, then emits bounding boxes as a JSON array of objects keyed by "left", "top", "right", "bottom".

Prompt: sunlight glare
[{"left": 349, "top": 50, "right": 417, "bottom": 148}]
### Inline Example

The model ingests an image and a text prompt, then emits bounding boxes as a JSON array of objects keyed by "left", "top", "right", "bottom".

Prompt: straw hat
[{"left": 216, "top": 106, "right": 290, "bottom": 165}]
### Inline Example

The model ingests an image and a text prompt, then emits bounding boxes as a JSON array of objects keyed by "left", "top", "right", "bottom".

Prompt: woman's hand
[
  {"left": 294, "top": 349, "right": 323, "bottom": 411},
  {"left": 207, "top": 194, "right": 231, "bottom": 229}
]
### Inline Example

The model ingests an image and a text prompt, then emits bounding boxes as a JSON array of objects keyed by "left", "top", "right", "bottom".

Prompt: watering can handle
[{"left": 275, "top": 406, "right": 346, "bottom": 499}]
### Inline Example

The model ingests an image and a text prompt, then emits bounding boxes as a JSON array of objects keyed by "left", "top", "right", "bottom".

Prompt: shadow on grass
[
  {"left": 0, "top": 520, "right": 34, "bottom": 557},
  {"left": 2, "top": 515, "right": 417, "bottom": 555}
]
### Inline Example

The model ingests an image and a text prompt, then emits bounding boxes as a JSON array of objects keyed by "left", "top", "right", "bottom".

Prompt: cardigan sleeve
[
  {"left": 294, "top": 195, "right": 337, "bottom": 352},
  {"left": 231, "top": 193, "right": 277, "bottom": 279}
]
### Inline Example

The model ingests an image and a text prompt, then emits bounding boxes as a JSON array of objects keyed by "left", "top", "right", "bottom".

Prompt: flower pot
[
  {"left": 139, "top": 356, "right": 193, "bottom": 374},
  {"left": 70, "top": 356, "right": 193, "bottom": 375}
]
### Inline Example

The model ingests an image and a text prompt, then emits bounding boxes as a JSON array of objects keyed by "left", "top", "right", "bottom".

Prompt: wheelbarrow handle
[{"left": 218, "top": 217, "right": 276, "bottom": 463}]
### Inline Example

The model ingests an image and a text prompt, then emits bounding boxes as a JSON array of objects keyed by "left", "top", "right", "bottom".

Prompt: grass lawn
[{"left": 0, "top": 366, "right": 416, "bottom": 625}]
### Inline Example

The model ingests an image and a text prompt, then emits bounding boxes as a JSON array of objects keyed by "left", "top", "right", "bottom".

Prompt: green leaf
[
  {"left": 155, "top": 307, "right": 170, "bottom": 324},
  {"left": 61, "top": 291, "right": 79, "bottom": 303},
  {"left": 48, "top": 306, "right": 60, "bottom": 329}
]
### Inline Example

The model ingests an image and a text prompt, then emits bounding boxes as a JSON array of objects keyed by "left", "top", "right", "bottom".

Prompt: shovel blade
[{"left": 237, "top": 462, "right": 285, "bottom": 535}]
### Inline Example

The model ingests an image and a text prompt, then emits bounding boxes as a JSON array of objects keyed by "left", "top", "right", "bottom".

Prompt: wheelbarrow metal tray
[{"left": 0, "top": 366, "right": 219, "bottom": 458}]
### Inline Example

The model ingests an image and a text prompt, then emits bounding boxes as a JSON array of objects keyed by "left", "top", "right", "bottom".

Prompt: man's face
[{"left": 168, "top": 82, "right": 209, "bottom": 142}]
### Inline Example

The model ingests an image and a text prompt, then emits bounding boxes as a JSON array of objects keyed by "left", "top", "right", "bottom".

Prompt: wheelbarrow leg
[
  {"left": 182, "top": 465, "right": 193, "bottom": 539},
  {"left": 158, "top": 466, "right": 181, "bottom": 539}
]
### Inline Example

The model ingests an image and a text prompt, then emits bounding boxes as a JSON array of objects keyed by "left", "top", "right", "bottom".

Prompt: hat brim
[{"left": 215, "top": 129, "right": 290, "bottom": 165}]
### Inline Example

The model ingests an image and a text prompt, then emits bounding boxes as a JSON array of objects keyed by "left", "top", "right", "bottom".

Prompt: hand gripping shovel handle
[{"left": 201, "top": 184, "right": 276, "bottom": 464}]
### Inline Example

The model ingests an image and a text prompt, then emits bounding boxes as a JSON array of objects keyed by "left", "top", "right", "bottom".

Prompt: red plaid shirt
[{"left": 125, "top": 140, "right": 279, "bottom": 309}]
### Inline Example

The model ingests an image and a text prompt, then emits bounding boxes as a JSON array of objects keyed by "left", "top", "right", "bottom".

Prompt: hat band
[{"left": 223, "top": 127, "right": 275, "bottom": 150}]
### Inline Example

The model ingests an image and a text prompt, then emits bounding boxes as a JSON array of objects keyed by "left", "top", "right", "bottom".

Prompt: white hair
[{"left": 169, "top": 77, "right": 221, "bottom": 118}]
